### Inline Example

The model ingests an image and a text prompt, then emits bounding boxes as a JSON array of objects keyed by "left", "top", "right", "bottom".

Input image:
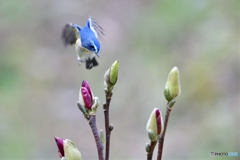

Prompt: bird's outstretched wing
[
  {"left": 89, "top": 17, "right": 104, "bottom": 40},
  {"left": 61, "top": 23, "right": 80, "bottom": 47}
]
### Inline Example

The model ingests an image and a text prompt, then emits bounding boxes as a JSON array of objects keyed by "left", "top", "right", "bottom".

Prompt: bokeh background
[{"left": 0, "top": 0, "right": 239, "bottom": 160}]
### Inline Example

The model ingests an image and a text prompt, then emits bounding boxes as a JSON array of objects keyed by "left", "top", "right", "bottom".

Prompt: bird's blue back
[{"left": 78, "top": 20, "right": 100, "bottom": 52}]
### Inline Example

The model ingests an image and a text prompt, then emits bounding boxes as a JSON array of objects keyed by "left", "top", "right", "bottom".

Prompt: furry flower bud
[
  {"left": 54, "top": 136, "right": 81, "bottom": 160},
  {"left": 104, "top": 60, "right": 119, "bottom": 88},
  {"left": 146, "top": 108, "right": 163, "bottom": 141},
  {"left": 164, "top": 67, "right": 181, "bottom": 101}
]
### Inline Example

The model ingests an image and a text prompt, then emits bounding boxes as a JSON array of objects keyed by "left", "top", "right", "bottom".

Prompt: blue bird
[{"left": 62, "top": 17, "right": 104, "bottom": 69}]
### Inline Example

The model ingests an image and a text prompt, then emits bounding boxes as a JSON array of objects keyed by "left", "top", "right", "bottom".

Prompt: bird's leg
[
  {"left": 78, "top": 57, "right": 87, "bottom": 67},
  {"left": 78, "top": 57, "right": 87, "bottom": 63},
  {"left": 85, "top": 58, "right": 93, "bottom": 69}
]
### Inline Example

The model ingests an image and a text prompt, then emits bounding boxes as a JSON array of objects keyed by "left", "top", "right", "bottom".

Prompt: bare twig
[
  {"left": 147, "top": 140, "right": 157, "bottom": 160},
  {"left": 89, "top": 115, "right": 104, "bottom": 160},
  {"left": 157, "top": 102, "right": 172, "bottom": 160},
  {"left": 103, "top": 90, "right": 113, "bottom": 160}
]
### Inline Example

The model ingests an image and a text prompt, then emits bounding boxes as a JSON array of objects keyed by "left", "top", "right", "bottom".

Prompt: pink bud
[
  {"left": 54, "top": 136, "right": 64, "bottom": 158},
  {"left": 82, "top": 80, "right": 93, "bottom": 100},
  {"left": 81, "top": 87, "right": 93, "bottom": 109}
]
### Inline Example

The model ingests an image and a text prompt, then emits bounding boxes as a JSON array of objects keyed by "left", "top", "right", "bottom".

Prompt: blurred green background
[{"left": 0, "top": 0, "right": 239, "bottom": 160}]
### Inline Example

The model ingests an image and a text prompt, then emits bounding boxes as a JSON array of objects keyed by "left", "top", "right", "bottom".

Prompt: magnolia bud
[
  {"left": 79, "top": 80, "right": 94, "bottom": 109},
  {"left": 54, "top": 136, "right": 81, "bottom": 160},
  {"left": 104, "top": 60, "right": 119, "bottom": 89},
  {"left": 146, "top": 108, "right": 163, "bottom": 141},
  {"left": 164, "top": 67, "right": 181, "bottom": 101}
]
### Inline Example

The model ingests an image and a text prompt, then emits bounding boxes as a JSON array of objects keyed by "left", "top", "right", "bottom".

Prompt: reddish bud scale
[
  {"left": 155, "top": 109, "right": 161, "bottom": 135},
  {"left": 156, "top": 117, "right": 161, "bottom": 135},
  {"left": 54, "top": 136, "right": 64, "bottom": 158}
]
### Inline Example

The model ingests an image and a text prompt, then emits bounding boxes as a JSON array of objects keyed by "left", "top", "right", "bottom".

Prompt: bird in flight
[{"left": 61, "top": 17, "right": 104, "bottom": 69}]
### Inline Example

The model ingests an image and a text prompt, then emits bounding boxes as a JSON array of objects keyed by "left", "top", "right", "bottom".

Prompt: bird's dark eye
[{"left": 90, "top": 45, "right": 94, "bottom": 49}]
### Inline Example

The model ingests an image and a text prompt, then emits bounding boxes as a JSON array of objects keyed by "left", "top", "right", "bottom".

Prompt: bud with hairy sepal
[
  {"left": 164, "top": 67, "right": 181, "bottom": 101},
  {"left": 146, "top": 108, "right": 163, "bottom": 141},
  {"left": 104, "top": 60, "right": 119, "bottom": 89},
  {"left": 168, "top": 99, "right": 176, "bottom": 109},
  {"left": 54, "top": 136, "right": 81, "bottom": 160},
  {"left": 77, "top": 101, "right": 89, "bottom": 119},
  {"left": 164, "top": 87, "right": 172, "bottom": 102},
  {"left": 89, "top": 97, "right": 100, "bottom": 114},
  {"left": 147, "top": 129, "right": 157, "bottom": 141}
]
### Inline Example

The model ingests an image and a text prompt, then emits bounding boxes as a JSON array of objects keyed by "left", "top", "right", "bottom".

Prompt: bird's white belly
[{"left": 75, "top": 39, "right": 94, "bottom": 61}]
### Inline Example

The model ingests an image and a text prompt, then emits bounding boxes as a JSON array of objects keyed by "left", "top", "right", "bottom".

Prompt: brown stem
[
  {"left": 89, "top": 115, "right": 104, "bottom": 160},
  {"left": 147, "top": 140, "right": 157, "bottom": 160},
  {"left": 103, "top": 90, "right": 113, "bottom": 160},
  {"left": 157, "top": 103, "right": 172, "bottom": 160}
]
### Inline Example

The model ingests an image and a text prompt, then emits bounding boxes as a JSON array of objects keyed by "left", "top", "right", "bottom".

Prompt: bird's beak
[{"left": 95, "top": 51, "right": 99, "bottom": 57}]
